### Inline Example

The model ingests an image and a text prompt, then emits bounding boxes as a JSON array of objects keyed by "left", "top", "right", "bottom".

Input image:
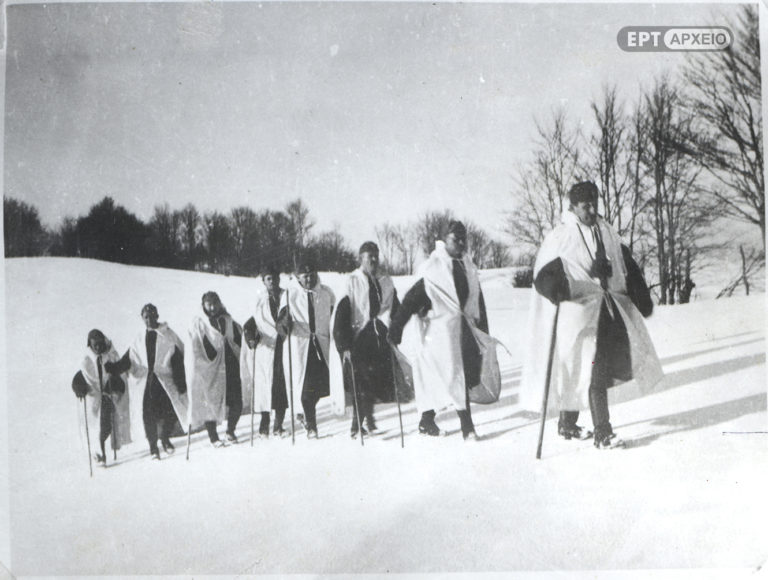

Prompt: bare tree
[
  {"left": 641, "top": 76, "right": 718, "bottom": 304},
  {"left": 589, "top": 85, "right": 637, "bottom": 236},
  {"left": 286, "top": 198, "right": 315, "bottom": 266},
  {"left": 684, "top": 5, "right": 764, "bottom": 246},
  {"left": 487, "top": 240, "right": 511, "bottom": 268},
  {"left": 415, "top": 210, "right": 456, "bottom": 256},
  {"left": 177, "top": 203, "right": 202, "bottom": 270},
  {"left": 506, "top": 109, "right": 583, "bottom": 250},
  {"left": 149, "top": 203, "right": 182, "bottom": 268}
]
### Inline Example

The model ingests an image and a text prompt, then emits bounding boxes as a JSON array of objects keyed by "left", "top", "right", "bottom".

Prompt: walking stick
[
  {"left": 536, "top": 304, "right": 560, "bottom": 460},
  {"left": 83, "top": 398, "right": 93, "bottom": 478},
  {"left": 286, "top": 290, "right": 296, "bottom": 446},
  {"left": 112, "top": 399, "right": 117, "bottom": 462},
  {"left": 389, "top": 344, "right": 405, "bottom": 449},
  {"left": 347, "top": 354, "right": 364, "bottom": 447},
  {"left": 251, "top": 346, "right": 256, "bottom": 447},
  {"left": 186, "top": 424, "right": 192, "bottom": 461}
]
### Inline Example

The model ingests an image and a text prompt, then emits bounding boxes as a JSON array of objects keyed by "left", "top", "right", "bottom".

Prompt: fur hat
[
  {"left": 86, "top": 329, "right": 106, "bottom": 347},
  {"left": 568, "top": 181, "right": 599, "bottom": 206},
  {"left": 359, "top": 241, "right": 379, "bottom": 255}
]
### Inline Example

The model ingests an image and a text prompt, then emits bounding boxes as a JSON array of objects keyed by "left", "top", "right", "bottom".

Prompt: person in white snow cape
[
  {"left": 105, "top": 304, "right": 189, "bottom": 460},
  {"left": 241, "top": 265, "right": 289, "bottom": 438},
  {"left": 71, "top": 329, "right": 131, "bottom": 466},
  {"left": 522, "top": 181, "right": 663, "bottom": 449},
  {"left": 388, "top": 220, "right": 490, "bottom": 440},
  {"left": 332, "top": 241, "right": 400, "bottom": 437},
  {"left": 188, "top": 291, "right": 244, "bottom": 447},
  {"left": 277, "top": 258, "right": 336, "bottom": 439}
]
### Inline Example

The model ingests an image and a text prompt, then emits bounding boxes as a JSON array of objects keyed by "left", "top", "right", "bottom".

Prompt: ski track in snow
[{"left": 4, "top": 258, "right": 767, "bottom": 576}]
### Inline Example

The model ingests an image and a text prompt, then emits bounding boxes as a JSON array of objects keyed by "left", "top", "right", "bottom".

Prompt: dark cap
[
  {"left": 359, "top": 241, "right": 379, "bottom": 255},
  {"left": 86, "top": 329, "right": 105, "bottom": 346},
  {"left": 568, "top": 181, "right": 599, "bottom": 205},
  {"left": 447, "top": 220, "right": 467, "bottom": 238},
  {"left": 201, "top": 291, "right": 221, "bottom": 305},
  {"left": 141, "top": 303, "right": 158, "bottom": 317}
]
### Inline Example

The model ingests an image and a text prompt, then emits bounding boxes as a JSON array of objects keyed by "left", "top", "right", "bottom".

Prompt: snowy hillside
[{"left": 3, "top": 258, "right": 766, "bottom": 577}]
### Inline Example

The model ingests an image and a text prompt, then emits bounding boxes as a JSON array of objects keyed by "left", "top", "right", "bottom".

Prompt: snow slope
[{"left": 3, "top": 258, "right": 766, "bottom": 577}]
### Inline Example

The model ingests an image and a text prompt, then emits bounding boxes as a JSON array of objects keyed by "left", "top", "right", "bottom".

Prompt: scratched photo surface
[{"left": 2, "top": 1, "right": 766, "bottom": 577}]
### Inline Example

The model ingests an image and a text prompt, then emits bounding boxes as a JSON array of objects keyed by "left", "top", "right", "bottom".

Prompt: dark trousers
[
  {"left": 143, "top": 374, "right": 176, "bottom": 453},
  {"left": 559, "top": 298, "right": 630, "bottom": 436},
  {"left": 204, "top": 404, "right": 242, "bottom": 442},
  {"left": 99, "top": 396, "right": 114, "bottom": 456},
  {"left": 301, "top": 391, "right": 320, "bottom": 431}
]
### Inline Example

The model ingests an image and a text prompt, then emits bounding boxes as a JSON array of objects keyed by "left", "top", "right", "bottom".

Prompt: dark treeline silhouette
[{"left": 5, "top": 195, "right": 361, "bottom": 276}]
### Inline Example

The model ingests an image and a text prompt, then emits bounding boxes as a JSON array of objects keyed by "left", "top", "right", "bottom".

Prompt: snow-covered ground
[{"left": 2, "top": 258, "right": 766, "bottom": 577}]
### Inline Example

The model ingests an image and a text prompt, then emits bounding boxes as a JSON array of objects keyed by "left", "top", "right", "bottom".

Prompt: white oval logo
[{"left": 663, "top": 27, "right": 732, "bottom": 51}]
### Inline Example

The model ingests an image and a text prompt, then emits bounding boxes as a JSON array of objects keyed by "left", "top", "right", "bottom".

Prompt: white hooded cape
[
  {"left": 126, "top": 323, "right": 189, "bottom": 428},
  {"left": 79, "top": 340, "right": 132, "bottom": 448},
  {"left": 188, "top": 313, "right": 242, "bottom": 427},
  {"left": 329, "top": 268, "right": 397, "bottom": 416},
  {"left": 521, "top": 212, "right": 664, "bottom": 415},
  {"left": 281, "top": 276, "right": 335, "bottom": 411},
  {"left": 411, "top": 241, "right": 496, "bottom": 413},
  {"left": 240, "top": 287, "right": 284, "bottom": 414}
]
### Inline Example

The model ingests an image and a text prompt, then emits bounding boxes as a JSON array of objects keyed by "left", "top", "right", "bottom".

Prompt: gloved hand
[
  {"left": 105, "top": 375, "right": 125, "bottom": 395},
  {"left": 72, "top": 371, "right": 89, "bottom": 399},
  {"left": 589, "top": 256, "right": 613, "bottom": 281},
  {"left": 103, "top": 360, "right": 117, "bottom": 374},
  {"left": 388, "top": 328, "right": 402, "bottom": 346}
]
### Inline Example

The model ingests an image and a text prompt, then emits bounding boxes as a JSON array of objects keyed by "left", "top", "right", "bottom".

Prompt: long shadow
[
  {"left": 660, "top": 337, "right": 765, "bottom": 366},
  {"left": 692, "top": 330, "right": 762, "bottom": 346},
  {"left": 656, "top": 352, "right": 765, "bottom": 393},
  {"left": 622, "top": 392, "right": 767, "bottom": 449}
]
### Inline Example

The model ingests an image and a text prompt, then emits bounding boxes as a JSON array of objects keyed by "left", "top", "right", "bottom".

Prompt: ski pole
[
  {"left": 389, "top": 344, "right": 405, "bottom": 449},
  {"left": 112, "top": 397, "right": 117, "bottom": 462},
  {"left": 83, "top": 398, "right": 93, "bottom": 478},
  {"left": 536, "top": 304, "right": 560, "bottom": 460},
  {"left": 186, "top": 424, "right": 192, "bottom": 461},
  {"left": 251, "top": 346, "right": 256, "bottom": 447},
  {"left": 286, "top": 290, "right": 296, "bottom": 446},
  {"left": 347, "top": 354, "right": 364, "bottom": 447}
]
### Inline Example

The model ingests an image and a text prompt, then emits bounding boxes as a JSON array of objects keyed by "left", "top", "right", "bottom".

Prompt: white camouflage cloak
[
  {"left": 240, "top": 286, "right": 284, "bottom": 414},
  {"left": 521, "top": 211, "right": 664, "bottom": 415},
  {"left": 281, "top": 276, "right": 335, "bottom": 411},
  {"left": 79, "top": 340, "right": 132, "bottom": 448},
  {"left": 411, "top": 240, "right": 491, "bottom": 413},
  {"left": 188, "top": 313, "right": 242, "bottom": 427},
  {"left": 329, "top": 268, "right": 397, "bottom": 416},
  {"left": 126, "top": 323, "right": 189, "bottom": 427}
]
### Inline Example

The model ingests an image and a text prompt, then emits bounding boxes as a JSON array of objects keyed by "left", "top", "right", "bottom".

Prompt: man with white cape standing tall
[
  {"left": 72, "top": 329, "right": 131, "bottom": 465},
  {"left": 106, "top": 304, "right": 188, "bottom": 460},
  {"left": 522, "top": 181, "right": 663, "bottom": 449},
  {"left": 188, "top": 292, "right": 244, "bottom": 446},
  {"left": 389, "top": 220, "right": 494, "bottom": 440},
  {"left": 277, "top": 258, "right": 335, "bottom": 439},
  {"left": 241, "top": 265, "right": 289, "bottom": 438},
  {"left": 332, "top": 241, "right": 400, "bottom": 437}
]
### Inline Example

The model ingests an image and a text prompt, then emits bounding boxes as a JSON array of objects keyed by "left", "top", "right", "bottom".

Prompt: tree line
[
  {"left": 4, "top": 195, "right": 513, "bottom": 276},
  {"left": 506, "top": 6, "right": 763, "bottom": 304}
]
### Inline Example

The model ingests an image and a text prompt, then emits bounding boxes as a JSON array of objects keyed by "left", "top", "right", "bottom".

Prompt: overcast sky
[{"left": 4, "top": 1, "right": 744, "bottom": 246}]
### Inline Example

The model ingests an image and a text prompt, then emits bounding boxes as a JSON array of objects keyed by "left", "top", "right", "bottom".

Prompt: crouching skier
[
  {"left": 72, "top": 329, "right": 131, "bottom": 466},
  {"left": 105, "top": 304, "right": 188, "bottom": 460}
]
